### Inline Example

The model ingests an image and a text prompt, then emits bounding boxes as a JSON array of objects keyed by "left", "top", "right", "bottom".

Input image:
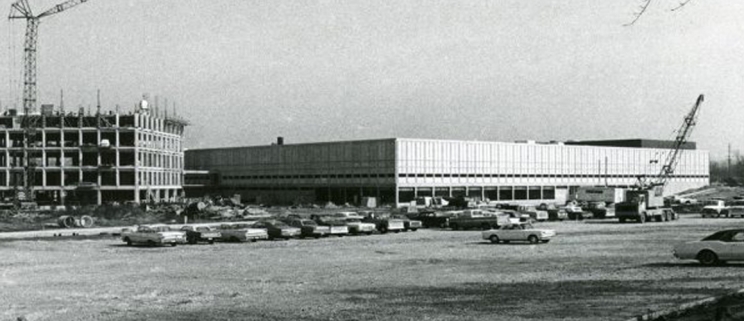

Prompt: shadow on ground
[{"left": 329, "top": 279, "right": 729, "bottom": 320}]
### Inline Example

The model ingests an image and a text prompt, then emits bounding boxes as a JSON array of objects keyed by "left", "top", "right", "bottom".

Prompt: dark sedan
[{"left": 252, "top": 220, "right": 301, "bottom": 240}]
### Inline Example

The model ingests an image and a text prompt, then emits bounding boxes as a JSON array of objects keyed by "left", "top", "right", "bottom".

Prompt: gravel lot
[{"left": 2, "top": 215, "right": 744, "bottom": 321}]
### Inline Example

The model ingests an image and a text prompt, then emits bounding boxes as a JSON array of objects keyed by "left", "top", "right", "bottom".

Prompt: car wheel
[
  {"left": 208, "top": 239, "right": 215, "bottom": 244},
  {"left": 147, "top": 240, "right": 156, "bottom": 247},
  {"left": 489, "top": 235, "right": 500, "bottom": 244},
  {"left": 171, "top": 243, "right": 177, "bottom": 247},
  {"left": 697, "top": 250, "right": 719, "bottom": 266},
  {"left": 380, "top": 227, "right": 388, "bottom": 234},
  {"left": 188, "top": 237, "right": 197, "bottom": 245},
  {"left": 528, "top": 235, "right": 539, "bottom": 244},
  {"left": 619, "top": 217, "right": 626, "bottom": 223},
  {"left": 124, "top": 237, "right": 132, "bottom": 246},
  {"left": 411, "top": 228, "right": 417, "bottom": 232},
  {"left": 542, "top": 240, "right": 550, "bottom": 243},
  {"left": 394, "top": 230, "right": 400, "bottom": 233},
  {"left": 366, "top": 232, "right": 373, "bottom": 235},
  {"left": 450, "top": 223, "right": 459, "bottom": 231}
]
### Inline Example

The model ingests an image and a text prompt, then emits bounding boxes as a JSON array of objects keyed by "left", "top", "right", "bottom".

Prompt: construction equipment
[
  {"left": 8, "top": 0, "right": 93, "bottom": 202},
  {"left": 616, "top": 94, "right": 705, "bottom": 223}
]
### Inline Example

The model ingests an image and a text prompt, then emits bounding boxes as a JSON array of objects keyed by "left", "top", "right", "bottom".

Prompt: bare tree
[{"left": 626, "top": 0, "right": 695, "bottom": 26}]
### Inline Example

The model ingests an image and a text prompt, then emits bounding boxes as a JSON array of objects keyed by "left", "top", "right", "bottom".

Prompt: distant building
[
  {"left": 184, "top": 138, "right": 709, "bottom": 206},
  {"left": 0, "top": 105, "right": 188, "bottom": 205}
]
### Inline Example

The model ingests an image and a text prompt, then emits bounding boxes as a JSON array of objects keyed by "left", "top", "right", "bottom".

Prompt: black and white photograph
[{"left": 1, "top": 1, "right": 744, "bottom": 320}]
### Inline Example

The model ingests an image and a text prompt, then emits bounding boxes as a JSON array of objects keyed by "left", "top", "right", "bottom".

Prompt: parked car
[
  {"left": 517, "top": 205, "right": 548, "bottom": 222},
  {"left": 416, "top": 210, "right": 457, "bottom": 228},
  {"left": 329, "top": 212, "right": 376, "bottom": 235},
  {"left": 673, "top": 195, "right": 698, "bottom": 205},
  {"left": 481, "top": 223, "right": 556, "bottom": 244},
  {"left": 673, "top": 229, "right": 744, "bottom": 265},
  {"left": 309, "top": 215, "right": 350, "bottom": 237},
  {"left": 218, "top": 223, "right": 269, "bottom": 242},
  {"left": 564, "top": 204, "right": 589, "bottom": 220},
  {"left": 121, "top": 224, "right": 186, "bottom": 247},
  {"left": 252, "top": 220, "right": 301, "bottom": 240},
  {"left": 726, "top": 200, "right": 744, "bottom": 218},
  {"left": 360, "top": 212, "right": 405, "bottom": 233},
  {"left": 538, "top": 204, "right": 568, "bottom": 221},
  {"left": 392, "top": 214, "right": 422, "bottom": 231},
  {"left": 344, "top": 218, "right": 377, "bottom": 235},
  {"left": 449, "top": 209, "right": 510, "bottom": 230},
  {"left": 701, "top": 199, "right": 727, "bottom": 218},
  {"left": 500, "top": 210, "right": 531, "bottom": 224},
  {"left": 284, "top": 218, "right": 331, "bottom": 238},
  {"left": 180, "top": 224, "right": 221, "bottom": 244}
]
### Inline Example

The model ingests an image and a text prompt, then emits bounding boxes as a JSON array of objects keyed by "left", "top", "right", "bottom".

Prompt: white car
[
  {"left": 701, "top": 199, "right": 727, "bottom": 218},
  {"left": 673, "top": 229, "right": 744, "bottom": 265},
  {"left": 121, "top": 224, "right": 187, "bottom": 247},
  {"left": 727, "top": 200, "right": 744, "bottom": 218},
  {"left": 481, "top": 223, "right": 555, "bottom": 244}
]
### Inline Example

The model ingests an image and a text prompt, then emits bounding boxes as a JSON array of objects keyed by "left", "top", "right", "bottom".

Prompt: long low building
[{"left": 184, "top": 138, "right": 709, "bottom": 206}]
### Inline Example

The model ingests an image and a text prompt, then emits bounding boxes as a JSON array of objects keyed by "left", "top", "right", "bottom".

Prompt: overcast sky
[{"left": 0, "top": 0, "right": 741, "bottom": 159}]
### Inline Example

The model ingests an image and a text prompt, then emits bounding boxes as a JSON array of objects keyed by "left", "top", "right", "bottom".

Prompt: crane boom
[
  {"left": 650, "top": 94, "right": 705, "bottom": 189},
  {"left": 39, "top": 0, "right": 89, "bottom": 18}
]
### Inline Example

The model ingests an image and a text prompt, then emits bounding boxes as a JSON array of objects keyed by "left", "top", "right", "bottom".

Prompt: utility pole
[{"left": 728, "top": 143, "right": 732, "bottom": 180}]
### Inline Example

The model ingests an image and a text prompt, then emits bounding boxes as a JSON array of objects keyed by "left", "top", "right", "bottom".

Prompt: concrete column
[{"left": 394, "top": 185, "right": 399, "bottom": 208}]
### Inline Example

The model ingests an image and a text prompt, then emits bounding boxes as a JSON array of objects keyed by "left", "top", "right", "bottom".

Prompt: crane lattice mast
[{"left": 8, "top": 0, "right": 92, "bottom": 201}]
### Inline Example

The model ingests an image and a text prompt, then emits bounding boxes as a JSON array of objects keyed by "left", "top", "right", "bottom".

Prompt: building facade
[
  {"left": 184, "top": 138, "right": 710, "bottom": 206},
  {"left": 0, "top": 108, "right": 187, "bottom": 205}
]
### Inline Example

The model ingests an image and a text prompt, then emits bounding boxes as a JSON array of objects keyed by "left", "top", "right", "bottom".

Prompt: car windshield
[
  {"left": 301, "top": 220, "right": 316, "bottom": 226},
  {"left": 151, "top": 226, "right": 171, "bottom": 232},
  {"left": 702, "top": 231, "right": 732, "bottom": 241},
  {"left": 196, "top": 227, "right": 211, "bottom": 232}
]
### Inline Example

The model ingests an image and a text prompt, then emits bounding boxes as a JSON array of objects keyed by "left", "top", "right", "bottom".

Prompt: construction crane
[
  {"left": 8, "top": 0, "right": 92, "bottom": 203},
  {"left": 9, "top": 0, "right": 91, "bottom": 114},
  {"left": 616, "top": 94, "right": 705, "bottom": 223},
  {"left": 638, "top": 94, "right": 705, "bottom": 190}
]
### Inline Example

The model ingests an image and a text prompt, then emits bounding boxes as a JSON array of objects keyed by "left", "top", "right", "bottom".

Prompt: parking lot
[{"left": 2, "top": 215, "right": 744, "bottom": 321}]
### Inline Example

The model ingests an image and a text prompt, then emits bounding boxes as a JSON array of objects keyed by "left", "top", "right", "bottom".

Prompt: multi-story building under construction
[{"left": 0, "top": 104, "right": 187, "bottom": 205}]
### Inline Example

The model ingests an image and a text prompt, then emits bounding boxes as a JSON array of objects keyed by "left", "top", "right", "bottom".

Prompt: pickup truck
[
  {"left": 701, "top": 199, "right": 727, "bottom": 218},
  {"left": 448, "top": 209, "right": 511, "bottom": 230},
  {"left": 121, "top": 224, "right": 187, "bottom": 247}
]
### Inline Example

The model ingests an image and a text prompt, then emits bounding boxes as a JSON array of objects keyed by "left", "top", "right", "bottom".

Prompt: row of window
[
  {"left": 221, "top": 173, "right": 709, "bottom": 180},
  {"left": 398, "top": 173, "right": 709, "bottom": 179},
  {"left": 223, "top": 173, "right": 395, "bottom": 180}
]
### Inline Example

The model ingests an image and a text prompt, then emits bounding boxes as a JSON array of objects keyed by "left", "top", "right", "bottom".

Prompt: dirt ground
[{"left": 2, "top": 215, "right": 744, "bottom": 321}]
